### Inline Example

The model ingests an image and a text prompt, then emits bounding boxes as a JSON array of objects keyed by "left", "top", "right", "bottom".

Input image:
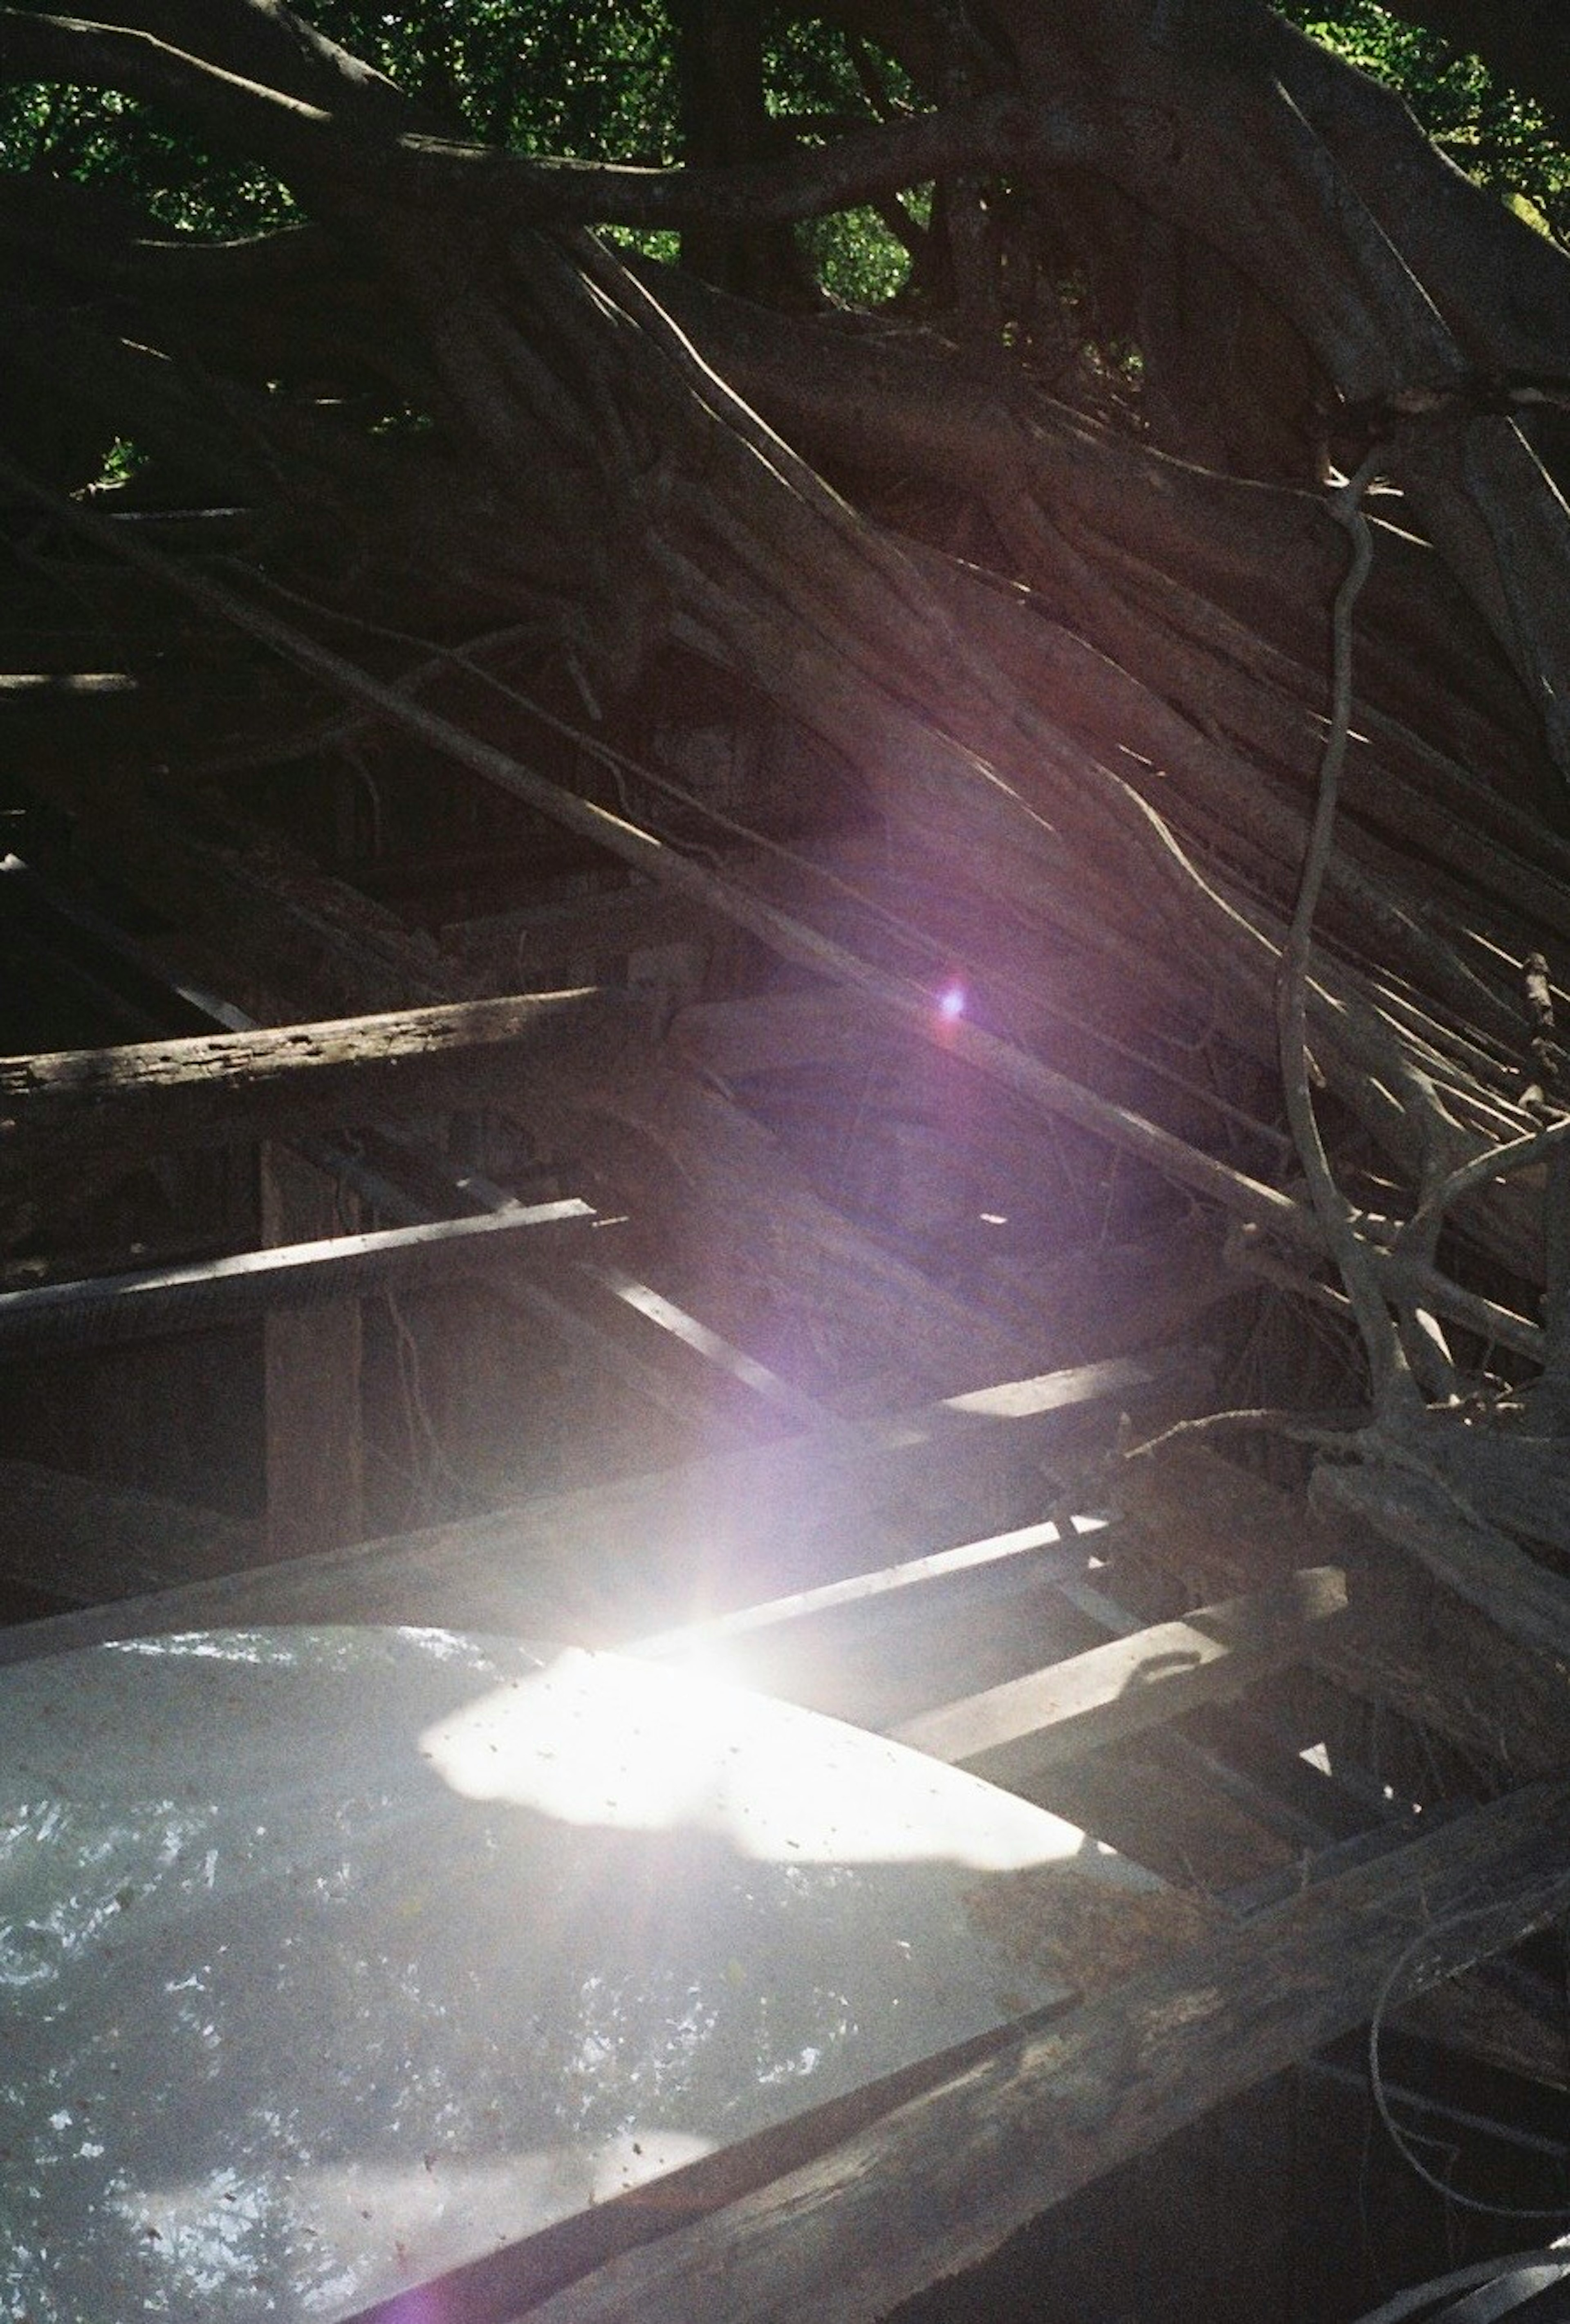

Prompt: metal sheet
[{"left": 0, "top": 1625, "right": 1159, "bottom": 2319}]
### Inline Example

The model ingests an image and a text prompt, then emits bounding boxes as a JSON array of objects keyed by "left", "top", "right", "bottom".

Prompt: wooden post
[{"left": 260, "top": 1142, "right": 363, "bottom": 1562}]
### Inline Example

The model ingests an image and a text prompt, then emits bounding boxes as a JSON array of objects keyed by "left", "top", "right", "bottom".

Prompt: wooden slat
[
  {"left": 261, "top": 1140, "right": 363, "bottom": 1562},
  {"left": 639, "top": 1515, "right": 1088, "bottom": 1657},
  {"left": 0, "top": 1197, "right": 601, "bottom": 1349},
  {"left": 1117, "top": 1439, "right": 1570, "bottom": 1783},
  {"left": 0, "top": 827, "right": 1110, "bottom": 1406},
  {"left": 887, "top": 1566, "right": 1349, "bottom": 1780},
  {"left": 634, "top": 1517, "right": 1098, "bottom": 1726},
  {"left": 513, "top": 1016, "right": 1040, "bottom": 1401}
]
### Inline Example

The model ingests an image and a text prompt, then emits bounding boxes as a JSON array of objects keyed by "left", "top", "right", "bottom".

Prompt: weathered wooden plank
[
  {"left": 27, "top": 814, "right": 1071, "bottom": 1406},
  {"left": 514, "top": 1776, "right": 1570, "bottom": 2324},
  {"left": 261, "top": 1141, "right": 363, "bottom": 1562},
  {"left": 0, "top": 988, "right": 610, "bottom": 1188},
  {"left": 0, "top": 1197, "right": 601, "bottom": 1349},
  {"left": 632, "top": 1524, "right": 1341, "bottom": 1878},
  {"left": 635, "top": 1517, "right": 1101, "bottom": 1726},
  {"left": 4, "top": 844, "right": 930, "bottom": 1448},
  {"left": 581, "top": 1255, "right": 838, "bottom": 1432},
  {"left": 482, "top": 1266, "right": 766, "bottom": 1442},
  {"left": 639, "top": 1515, "right": 1088, "bottom": 1658},
  {"left": 0, "top": 1346, "right": 1204, "bottom": 1663},
  {"left": 887, "top": 1566, "right": 1349, "bottom": 1779}
]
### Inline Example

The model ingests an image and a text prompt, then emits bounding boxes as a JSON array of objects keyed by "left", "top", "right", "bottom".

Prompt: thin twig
[
  {"left": 1398, "top": 1113, "right": 1570, "bottom": 1262},
  {"left": 1123, "top": 1405, "right": 1374, "bottom": 1461}
]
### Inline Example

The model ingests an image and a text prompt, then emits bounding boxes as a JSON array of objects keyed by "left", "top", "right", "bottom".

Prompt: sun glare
[{"left": 417, "top": 1648, "right": 1086, "bottom": 1872}]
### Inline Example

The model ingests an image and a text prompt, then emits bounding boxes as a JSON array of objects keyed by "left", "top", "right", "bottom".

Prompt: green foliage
[
  {"left": 310, "top": 0, "right": 681, "bottom": 159},
  {"left": 764, "top": 10, "right": 916, "bottom": 130},
  {"left": 0, "top": 78, "right": 298, "bottom": 233},
  {"left": 96, "top": 437, "right": 148, "bottom": 485},
  {"left": 798, "top": 205, "right": 913, "bottom": 304},
  {"left": 0, "top": 1, "right": 916, "bottom": 300},
  {"left": 762, "top": 14, "right": 920, "bottom": 301},
  {"left": 0, "top": 0, "right": 684, "bottom": 238},
  {"left": 1276, "top": 0, "right": 1570, "bottom": 240}
]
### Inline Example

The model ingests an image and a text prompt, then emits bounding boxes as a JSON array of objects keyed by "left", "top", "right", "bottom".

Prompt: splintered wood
[{"left": 962, "top": 1864, "right": 1220, "bottom": 2004}]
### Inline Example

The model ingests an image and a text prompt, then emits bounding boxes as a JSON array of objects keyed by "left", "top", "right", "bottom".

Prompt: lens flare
[{"left": 937, "top": 983, "right": 965, "bottom": 1022}]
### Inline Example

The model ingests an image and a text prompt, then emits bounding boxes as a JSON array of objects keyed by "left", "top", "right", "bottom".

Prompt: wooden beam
[
  {"left": 1321, "top": 1457, "right": 1570, "bottom": 1665},
  {"left": 0, "top": 988, "right": 611, "bottom": 1192},
  {"left": 261, "top": 1140, "right": 363, "bottom": 1563},
  {"left": 0, "top": 860, "right": 774, "bottom": 1461},
  {"left": 512, "top": 1016, "right": 1043, "bottom": 1401},
  {"left": 0, "top": 1197, "right": 601, "bottom": 1350},
  {"left": 0, "top": 495, "right": 1375, "bottom": 1282},
  {"left": 887, "top": 1566, "right": 1349, "bottom": 1780},
  {"left": 509, "top": 1775, "right": 1570, "bottom": 2324},
  {"left": 634, "top": 1517, "right": 1101, "bottom": 1728},
  {"left": 639, "top": 1516, "right": 1089, "bottom": 1659},
  {"left": 20, "top": 816, "right": 1070, "bottom": 1406},
  {"left": 0, "top": 1345, "right": 1205, "bottom": 1662}
]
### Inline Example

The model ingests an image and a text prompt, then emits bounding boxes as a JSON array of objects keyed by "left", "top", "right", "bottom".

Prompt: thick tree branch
[
  {"left": 0, "top": 17, "right": 1107, "bottom": 236},
  {"left": 395, "top": 93, "right": 1101, "bottom": 231},
  {"left": 24, "top": 0, "right": 433, "bottom": 131},
  {"left": 0, "top": 12, "right": 339, "bottom": 177}
]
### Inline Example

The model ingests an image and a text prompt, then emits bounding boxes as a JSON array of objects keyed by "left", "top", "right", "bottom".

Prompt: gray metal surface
[{"left": 1, "top": 1624, "right": 1157, "bottom": 2319}]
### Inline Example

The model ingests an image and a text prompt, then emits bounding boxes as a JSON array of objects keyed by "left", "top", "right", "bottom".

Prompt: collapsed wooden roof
[
  {"left": 7, "top": 0, "right": 1570, "bottom": 2313},
  {"left": 5, "top": 549, "right": 1570, "bottom": 2310}
]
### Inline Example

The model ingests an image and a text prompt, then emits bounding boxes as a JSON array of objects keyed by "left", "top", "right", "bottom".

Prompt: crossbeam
[
  {"left": 888, "top": 1565, "right": 1349, "bottom": 1779},
  {"left": 0, "top": 1198, "right": 602, "bottom": 1349},
  {"left": 0, "top": 1344, "right": 1204, "bottom": 1662},
  {"left": 0, "top": 988, "right": 612, "bottom": 1192}
]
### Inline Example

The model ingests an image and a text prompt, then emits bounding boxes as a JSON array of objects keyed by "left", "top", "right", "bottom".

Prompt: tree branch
[
  {"left": 0, "top": 18, "right": 1105, "bottom": 235},
  {"left": 0, "top": 13, "right": 338, "bottom": 180},
  {"left": 1276, "top": 446, "right": 1418, "bottom": 1415},
  {"left": 23, "top": 0, "right": 431, "bottom": 131}
]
